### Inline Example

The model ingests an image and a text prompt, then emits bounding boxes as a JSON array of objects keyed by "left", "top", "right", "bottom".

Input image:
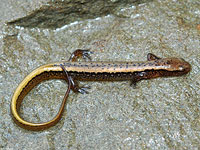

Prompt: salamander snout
[{"left": 176, "top": 58, "right": 191, "bottom": 73}]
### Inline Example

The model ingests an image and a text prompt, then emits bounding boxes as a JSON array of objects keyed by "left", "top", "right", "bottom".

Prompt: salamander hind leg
[
  {"left": 60, "top": 64, "right": 90, "bottom": 94},
  {"left": 68, "top": 49, "right": 93, "bottom": 62},
  {"left": 70, "top": 79, "right": 91, "bottom": 94},
  {"left": 147, "top": 53, "right": 161, "bottom": 61}
]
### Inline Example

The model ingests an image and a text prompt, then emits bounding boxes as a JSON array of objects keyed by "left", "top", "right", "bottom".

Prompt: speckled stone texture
[{"left": 0, "top": 0, "right": 199, "bottom": 149}]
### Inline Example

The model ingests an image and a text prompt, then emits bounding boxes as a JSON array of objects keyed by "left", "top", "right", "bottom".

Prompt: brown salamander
[{"left": 11, "top": 50, "right": 191, "bottom": 130}]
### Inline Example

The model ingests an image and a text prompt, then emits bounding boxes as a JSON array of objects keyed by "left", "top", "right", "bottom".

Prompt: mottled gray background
[{"left": 0, "top": 0, "right": 199, "bottom": 149}]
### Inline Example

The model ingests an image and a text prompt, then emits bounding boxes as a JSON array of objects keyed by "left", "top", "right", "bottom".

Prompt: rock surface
[{"left": 0, "top": 0, "right": 199, "bottom": 149}]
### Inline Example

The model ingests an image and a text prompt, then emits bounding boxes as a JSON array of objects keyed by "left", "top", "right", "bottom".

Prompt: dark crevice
[{"left": 7, "top": 0, "right": 152, "bottom": 29}]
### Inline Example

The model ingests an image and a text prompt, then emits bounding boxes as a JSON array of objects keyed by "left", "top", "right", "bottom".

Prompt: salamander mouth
[{"left": 181, "top": 62, "right": 191, "bottom": 73}]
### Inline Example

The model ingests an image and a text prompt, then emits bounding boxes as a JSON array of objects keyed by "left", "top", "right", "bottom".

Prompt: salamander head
[{"left": 164, "top": 58, "right": 191, "bottom": 75}]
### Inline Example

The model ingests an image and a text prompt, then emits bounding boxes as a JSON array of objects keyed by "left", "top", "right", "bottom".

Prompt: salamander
[{"left": 10, "top": 50, "right": 191, "bottom": 130}]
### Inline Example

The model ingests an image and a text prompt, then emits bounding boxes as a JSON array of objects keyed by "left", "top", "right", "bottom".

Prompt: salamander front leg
[
  {"left": 130, "top": 78, "right": 142, "bottom": 88},
  {"left": 147, "top": 53, "right": 161, "bottom": 61},
  {"left": 69, "top": 49, "right": 93, "bottom": 62},
  {"left": 130, "top": 71, "right": 148, "bottom": 88}
]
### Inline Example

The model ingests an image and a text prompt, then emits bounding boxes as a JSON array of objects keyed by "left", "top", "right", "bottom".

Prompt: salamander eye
[{"left": 179, "top": 66, "right": 184, "bottom": 71}]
